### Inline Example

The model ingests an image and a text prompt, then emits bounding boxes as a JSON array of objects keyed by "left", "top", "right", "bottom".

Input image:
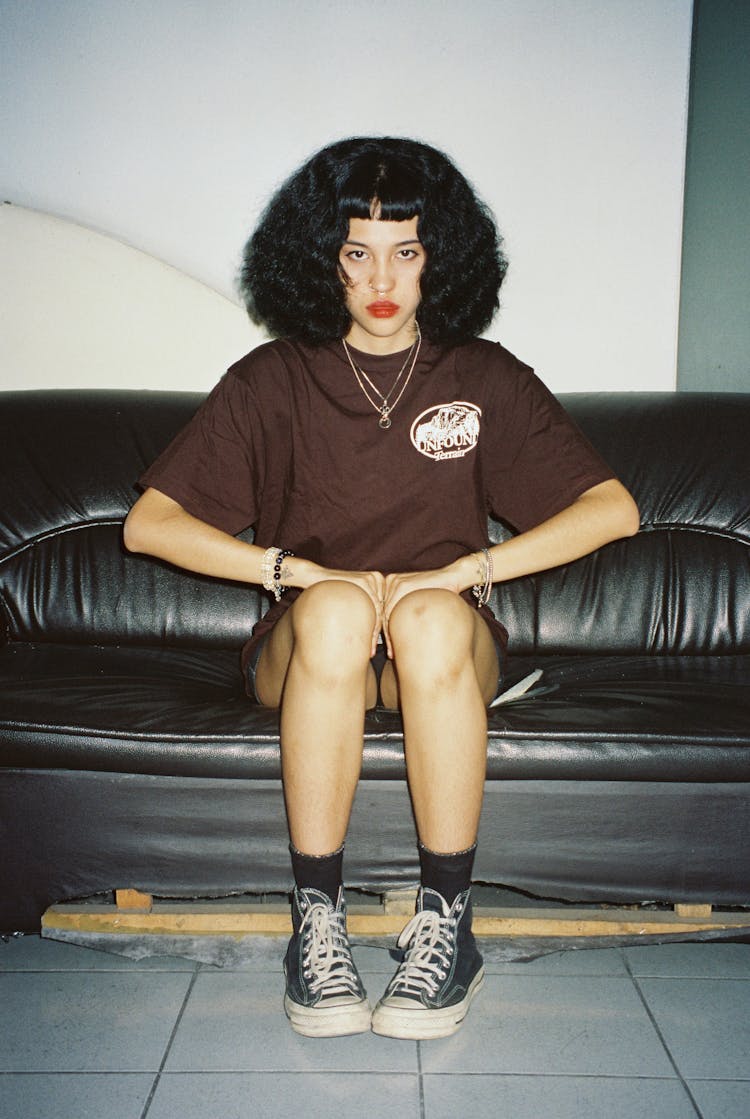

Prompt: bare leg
[
  {"left": 382, "top": 590, "right": 498, "bottom": 853},
  {"left": 255, "top": 580, "right": 378, "bottom": 855}
]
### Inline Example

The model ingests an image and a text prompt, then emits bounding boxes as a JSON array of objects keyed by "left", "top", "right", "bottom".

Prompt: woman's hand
[
  {"left": 380, "top": 556, "right": 479, "bottom": 658},
  {"left": 293, "top": 558, "right": 387, "bottom": 655}
]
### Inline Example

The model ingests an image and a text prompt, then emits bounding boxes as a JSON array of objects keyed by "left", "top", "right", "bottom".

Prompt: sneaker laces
[
  {"left": 389, "top": 908, "right": 456, "bottom": 998},
  {"left": 300, "top": 899, "right": 362, "bottom": 999}
]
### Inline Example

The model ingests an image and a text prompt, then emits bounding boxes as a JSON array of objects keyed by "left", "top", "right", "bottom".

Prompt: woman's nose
[{"left": 369, "top": 261, "right": 394, "bottom": 293}]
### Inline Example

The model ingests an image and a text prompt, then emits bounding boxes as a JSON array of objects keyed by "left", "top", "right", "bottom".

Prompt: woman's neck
[{"left": 343, "top": 321, "right": 419, "bottom": 356}]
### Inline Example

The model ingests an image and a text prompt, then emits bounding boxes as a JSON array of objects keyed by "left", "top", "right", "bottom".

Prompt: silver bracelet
[
  {"left": 260, "top": 547, "right": 277, "bottom": 593},
  {"left": 472, "top": 547, "right": 493, "bottom": 607}
]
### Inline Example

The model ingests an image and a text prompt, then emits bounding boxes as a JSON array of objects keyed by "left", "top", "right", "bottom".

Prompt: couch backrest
[
  {"left": 494, "top": 392, "right": 750, "bottom": 654},
  {"left": 0, "top": 390, "right": 262, "bottom": 649},
  {"left": 1, "top": 389, "right": 748, "bottom": 655}
]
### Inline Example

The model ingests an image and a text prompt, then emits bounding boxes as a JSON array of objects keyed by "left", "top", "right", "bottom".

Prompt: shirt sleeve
[
  {"left": 139, "top": 369, "right": 261, "bottom": 536},
  {"left": 482, "top": 350, "right": 615, "bottom": 533}
]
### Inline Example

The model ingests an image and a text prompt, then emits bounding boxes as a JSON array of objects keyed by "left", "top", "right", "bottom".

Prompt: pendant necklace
[{"left": 342, "top": 325, "right": 422, "bottom": 429}]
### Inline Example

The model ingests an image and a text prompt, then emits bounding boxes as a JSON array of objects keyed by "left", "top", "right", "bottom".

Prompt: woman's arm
[
  {"left": 124, "top": 487, "right": 269, "bottom": 583},
  {"left": 458, "top": 477, "right": 639, "bottom": 589},
  {"left": 381, "top": 478, "right": 639, "bottom": 648},
  {"left": 123, "top": 488, "right": 386, "bottom": 651}
]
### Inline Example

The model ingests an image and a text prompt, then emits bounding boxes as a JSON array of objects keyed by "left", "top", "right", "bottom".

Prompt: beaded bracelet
[
  {"left": 261, "top": 547, "right": 295, "bottom": 602},
  {"left": 471, "top": 547, "right": 493, "bottom": 607}
]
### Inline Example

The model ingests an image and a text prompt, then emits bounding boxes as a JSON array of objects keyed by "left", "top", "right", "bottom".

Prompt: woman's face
[{"left": 339, "top": 215, "right": 425, "bottom": 354}]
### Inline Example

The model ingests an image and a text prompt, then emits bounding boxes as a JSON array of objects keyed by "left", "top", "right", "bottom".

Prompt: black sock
[
  {"left": 418, "top": 841, "right": 477, "bottom": 906},
  {"left": 289, "top": 843, "right": 344, "bottom": 904}
]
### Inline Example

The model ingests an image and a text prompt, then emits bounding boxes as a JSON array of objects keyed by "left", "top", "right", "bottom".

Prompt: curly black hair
[{"left": 239, "top": 137, "right": 508, "bottom": 346}]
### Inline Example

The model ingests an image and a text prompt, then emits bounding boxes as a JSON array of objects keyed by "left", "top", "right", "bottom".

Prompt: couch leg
[
  {"left": 674, "top": 903, "right": 713, "bottom": 918},
  {"left": 114, "top": 889, "right": 153, "bottom": 912},
  {"left": 42, "top": 895, "right": 750, "bottom": 940},
  {"left": 382, "top": 888, "right": 418, "bottom": 914}
]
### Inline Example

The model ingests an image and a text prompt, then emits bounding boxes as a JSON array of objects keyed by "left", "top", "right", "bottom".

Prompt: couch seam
[
  {"left": 0, "top": 517, "right": 125, "bottom": 566},
  {"left": 0, "top": 721, "right": 748, "bottom": 747},
  {"left": 639, "top": 521, "right": 750, "bottom": 544}
]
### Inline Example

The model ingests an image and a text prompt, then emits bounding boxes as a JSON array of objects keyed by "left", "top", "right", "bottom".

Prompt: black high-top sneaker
[
  {"left": 283, "top": 885, "right": 371, "bottom": 1037},
  {"left": 371, "top": 886, "right": 484, "bottom": 1039}
]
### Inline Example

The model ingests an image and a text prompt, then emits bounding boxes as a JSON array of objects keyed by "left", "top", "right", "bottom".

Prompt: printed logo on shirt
[{"left": 410, "top": 401, "right": 482, "bottom": 461}]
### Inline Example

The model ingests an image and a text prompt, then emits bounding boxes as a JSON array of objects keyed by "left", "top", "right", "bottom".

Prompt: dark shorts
[{"left": 245, "top": 632, "right": 506, "bottom": 708}]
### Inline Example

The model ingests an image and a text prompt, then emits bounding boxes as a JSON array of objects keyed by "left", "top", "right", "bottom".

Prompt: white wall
[{"left": 0, "top": 0, "right": 693, "bottom": 393}]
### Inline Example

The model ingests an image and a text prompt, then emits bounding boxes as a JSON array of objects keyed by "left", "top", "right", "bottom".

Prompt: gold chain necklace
[{"left": 342, "top": 324, "right": 422, "bottom": 429}]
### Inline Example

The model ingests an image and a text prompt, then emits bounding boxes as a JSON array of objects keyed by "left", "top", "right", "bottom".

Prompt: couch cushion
[{"left": 1, "top": 642, "right": 748, "bottom": 782}]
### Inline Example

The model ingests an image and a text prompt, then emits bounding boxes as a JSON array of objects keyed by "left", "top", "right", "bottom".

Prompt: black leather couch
[{"left": 1, "top": 389, "right": 749, "bottom": 933}]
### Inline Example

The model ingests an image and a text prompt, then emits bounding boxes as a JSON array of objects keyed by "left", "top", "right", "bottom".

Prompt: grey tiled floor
[{"left": 1, "top": 934, "right": 748, "bottom": 1118}]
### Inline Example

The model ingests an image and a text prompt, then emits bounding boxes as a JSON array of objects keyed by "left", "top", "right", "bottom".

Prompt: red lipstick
[{"left": 366, "top": 301, "right": 400, "bottom": 318}]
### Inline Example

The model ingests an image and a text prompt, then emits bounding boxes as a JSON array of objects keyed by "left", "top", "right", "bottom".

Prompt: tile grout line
[
  {"left": 139, "top": 965, "right": 201, "bottom": 1119},
  {"left": 620, "top": 950, "right": 705, "bottom": 1119},
  {"left": 415, "top": 1071, "right": 719, "bottom": 1083},
  {"left": 416, "top": 1040, "right": 426, "bottom": 1119}
]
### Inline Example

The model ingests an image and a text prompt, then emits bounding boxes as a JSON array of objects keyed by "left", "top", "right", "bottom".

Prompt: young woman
[{"left": 124, "top": 136, "right": 639, "bottom": 1040}]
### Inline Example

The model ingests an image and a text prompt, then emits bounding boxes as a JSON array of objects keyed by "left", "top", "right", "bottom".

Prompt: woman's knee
[
  {"left": 291, "top": 580, "right": 376, "bottom": 664},
  {"left": 388, "top": 590, "right": 474, "bottom": 673}
]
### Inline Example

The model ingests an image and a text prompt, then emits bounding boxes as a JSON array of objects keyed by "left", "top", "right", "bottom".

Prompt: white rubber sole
[
  {"left": 371, "top": 968, "right": 485, "bottom": 1040},
  {"left": 284, "top": 994, "right": 372, "bottom": 1038}
]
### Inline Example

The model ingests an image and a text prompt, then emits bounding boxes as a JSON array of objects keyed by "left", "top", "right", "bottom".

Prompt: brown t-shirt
[{"left": 140, "top": 336, "right": 614, "bottom": 664}]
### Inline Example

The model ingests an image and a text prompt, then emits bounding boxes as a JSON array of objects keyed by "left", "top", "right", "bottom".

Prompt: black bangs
[{"left": 336, "top": 153, "right": 426, "bottom": 222}]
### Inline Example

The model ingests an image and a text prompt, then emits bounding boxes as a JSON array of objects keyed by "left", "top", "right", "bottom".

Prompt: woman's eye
[{"left": 345, "top": 250, "right": 367, "bottom": 261}]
